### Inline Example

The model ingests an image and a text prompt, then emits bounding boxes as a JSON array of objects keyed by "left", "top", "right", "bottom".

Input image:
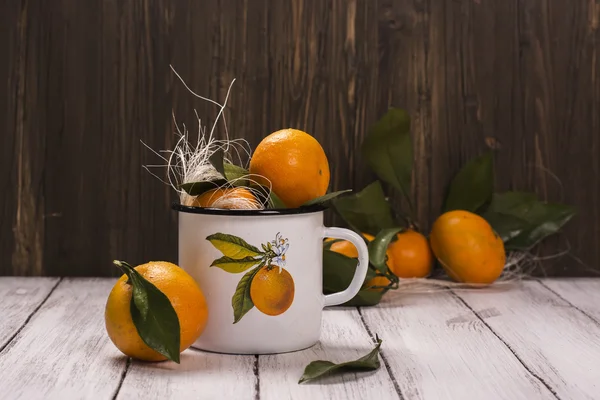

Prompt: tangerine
[
  {"left": 250, "top": 265, "right": 295, "bottom": 316},
  {"left": 249, "top": 129, "right": 330, "bottom": 208},
  {"left": 387, "top": 229, "right": 433, "bottom": 278},
  {"left": 105, "top": 261, "right": 208, "bottom": 361},
  {"left": 190, "top": 187, "right": 259, "bottom": 209},
  {"left": 429, "top": 210, "right": 506, "bottom": 284}
]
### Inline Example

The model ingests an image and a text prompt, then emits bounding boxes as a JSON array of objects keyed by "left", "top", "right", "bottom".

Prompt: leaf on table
[
  {"left": 206, "top": 233, "right": 262, "bottom": 258},
  {"left": 298, "top": 336, "right": 383, "bottom": 384},
  {"left": 368, "top": 227, "right": 403, "bottom": 273},
  {"left": 362, "top": 108, "right": 413, "bottom": 200},
  {"left": 210, "top": 255, "right": 262, "bottom": 274},
  {"left": 301, "top": 190, "right": 352, "bottom": 207},
  {"left": 231, "top": 264, "right": 264, "bottom": 323},
  {"left": 332, "top": 181, "right": 398, "bottom": 235},
  {"left": 113, "top": 260, "right": 181, "bottom": 363},
  {"left": 179, "top": 180, "right": 226, "bottom": 196},
  {"left": 443, "top": 151, "right": 494, "bottom": 213}
]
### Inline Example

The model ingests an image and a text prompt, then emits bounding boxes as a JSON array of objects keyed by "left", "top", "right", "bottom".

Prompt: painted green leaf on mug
[
  {"left": 332, "top": 181, "right": 398, "bottom": 236},
  {"left": 231, "top": 263, "right": 264, "bottom": 323},
  {"left": 301, "top": 190, "right": 352, "bottom": 207},
  {"left": 443, "top": 151, "right": 494, "bottom": 213},
  {"left": 368, "top": 227, "right": 403, "bottom": 273},
  {"left": 206, "top": 233, "right": 262, "bottom": 258},
  {"left": 113, "top": 260, "right": 181, "bottom": 363},
  {"left": 210, "top": 255, "right": 262, "bottom": 274},
  {"left": 299, "top": 336, "right": 382, "bottom": 383},
  {"left": 362, "top": 108, "right": 412, "bottom": 199}
]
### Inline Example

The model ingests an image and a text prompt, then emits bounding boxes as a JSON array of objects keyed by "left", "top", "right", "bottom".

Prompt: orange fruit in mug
[
  {"left": 387, "top": 229, "right": 433, "bottom": 278},
  {"left": 429, "top": 210, "right": 506, "bottom": 284},
  {"left": 250, "top": 265, "right": 295, "bottom": 316},
  {"left": 249, "top": 128, "right": 330, "bottom": 208},
  {"left": 190, "top": 187, "right": 259, "bottom": 209},
  {"left": 105, "top": 261, "right": 208, "bottom": 361}
]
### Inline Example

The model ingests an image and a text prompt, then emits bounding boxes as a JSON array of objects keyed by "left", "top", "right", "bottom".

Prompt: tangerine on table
[
  {"left": 249, "top": 128, "right": 330, "bottom": 208},
  {"left": 387, "top": 229, "right": 433, "bottom": 279},
  {"left": 250, "top": 265, "right": 295, "bottom": 316},
  {"left": 429, "top": 210, "right": 506, "bottom": 284},
  {"left": 190, "top": 187, "right": 259, "bottom": 209},
  {"left": 104, "top": 261, "right": 208, "bottom": 361}
]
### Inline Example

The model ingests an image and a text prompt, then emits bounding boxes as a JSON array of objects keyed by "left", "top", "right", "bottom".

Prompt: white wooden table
[{"left": 1, "top": 278, "right": 599, "bottom": 400}]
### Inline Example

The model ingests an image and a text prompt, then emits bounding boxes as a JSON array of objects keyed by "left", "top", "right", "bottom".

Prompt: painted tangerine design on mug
[{"left": 206, "top": 232, "right": 295, "bottom": 323}]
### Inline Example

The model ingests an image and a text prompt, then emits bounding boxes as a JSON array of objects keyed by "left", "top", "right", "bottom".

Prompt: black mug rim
[{"left": 171, "top": 202, "right": 328, "bottom": 216}]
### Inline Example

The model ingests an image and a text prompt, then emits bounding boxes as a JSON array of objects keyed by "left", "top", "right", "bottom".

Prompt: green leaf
[
  {"left": 206, "top": 233, "right": 262, "bottom": 258},
  {"left": 301, "top": 190, "right": 352, "bottom": 207},
  {"left": 250, "top": 184, "right": 287, "bottom": 208},
  {"left": 298, "top": 336, "right": 383, "bottom": 383},
  {"left": 323, "top": 250, "right": 360, "bottom": 293},
  {"left": 444, "top": 151, "right": 494, "bottom": 213},
  {"left": 362, "top": 108, "right": 412, "bottom": 199},
  {"left": 208, "top": 149, "right": 226, "bottom": 177},
  {"left": 231, "top": 264, "right": 264, "bottom": 323},
  {"left": 113, "top": 260, "right": 181, "bottom": 363},
  {"left": 180, "top": 180, "right": 226, "bottom": 196},
  {"left": 332, "top": 181, "right": 397, "bottom": 235},
  {"left": 505, "top": 203, "right": 576, "bottom": 250},
  {"left": 368, "top": 228, "right": 403, "bottom": 273},
  {"left": 480, "top": 211, "right": 529, "bottom": 242},
  {"left": 481, "top": 192, "right": 577, "bottom": 249},
  {"left": 341, "top": 289, "right": 384, "bottom": 307},
  {"left": 210, "top": 255, "right": 262, "bottom": 273},
  {"left": 224, "top": 163, "right": 249, "bottom": 186}
]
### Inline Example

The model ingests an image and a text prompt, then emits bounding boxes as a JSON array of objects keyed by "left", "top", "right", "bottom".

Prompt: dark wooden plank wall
[{"left": 1, "top": 0, "right": 598, "bottom": 277}]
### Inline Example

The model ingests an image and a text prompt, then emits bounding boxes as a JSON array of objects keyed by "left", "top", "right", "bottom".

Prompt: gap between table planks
[{"left": 1, "top": 278, "right": 600, "bottom": 400}]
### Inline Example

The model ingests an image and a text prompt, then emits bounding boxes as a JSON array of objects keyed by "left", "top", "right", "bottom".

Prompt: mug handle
[{"left": 322, "top": 227, "right": 369, "bottom": 307}]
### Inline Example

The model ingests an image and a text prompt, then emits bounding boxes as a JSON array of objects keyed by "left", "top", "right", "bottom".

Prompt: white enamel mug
[{"left": 173, "top": 204, "right": 369, "bottom": 354}]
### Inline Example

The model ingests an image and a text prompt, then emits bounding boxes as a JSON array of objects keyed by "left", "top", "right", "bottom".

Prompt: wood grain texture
[
  {"left": 455, "top": 281, "right": 600, "bottom": 399},
  {"left": 0, "top": 0, "right": 599, "bottom": 276},
  {"left": 359, "top": 289, "right": 555, "bottom": 400},
  {"left": 117, "top": 348, "right": 256, "bottom": 400},
  {"left": 259, "top": 308, "right": 398, "bottom": 400},
  {"left": 0, "top": 277, "right": 59, "bottom": 349},
  {"left": 0, "top": 279, "right": 127, "bottom": 400},
  {"left": 539, "top": 278, "right": 600, "bottom": 324}
]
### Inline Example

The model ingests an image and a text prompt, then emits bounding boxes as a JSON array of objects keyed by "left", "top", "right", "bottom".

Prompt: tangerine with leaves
[
  {"left": 387, "top": 229, "right": 433, "bottom": 279},
  {"left": 250, "top": 265, "right": 295, "bottom": 316},
  {"left": 249, "top": 129, "right": 330, "bottom": 208},
  {"left": 430, "top": 210, "right": 506, "bottom": 284},
  {"left": 105, "top": 261, "right": 208, "bottom": 361},
  {"left": 189, "top": 187, "right": 259, "bottom": 209}
]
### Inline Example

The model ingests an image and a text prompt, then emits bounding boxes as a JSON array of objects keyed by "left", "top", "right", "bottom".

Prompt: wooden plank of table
[
  {"left": 258, "top": 308, "right": 398, "bottom": 400},
  {"left": 116, "top": 348, "right": 256, "bottom": 399},
  {"left": 539, "top": 278, "right": 600, "bottom": 324},
  {"left": 0, "top": 277, "right": 60, "bottom": 350},
  {"left": 455, "top": 281, "right": 600, "bottom": 399},
  {"left": 0, "top": 278, "right": 127, "bottom": 399},
  {"left": 360, "top": 289, "right": 555, "bottom": 400}
]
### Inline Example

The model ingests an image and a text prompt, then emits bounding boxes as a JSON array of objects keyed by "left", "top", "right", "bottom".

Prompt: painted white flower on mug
[{"left": 271, "top": 232, "right": 289, "bottom": 269}]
